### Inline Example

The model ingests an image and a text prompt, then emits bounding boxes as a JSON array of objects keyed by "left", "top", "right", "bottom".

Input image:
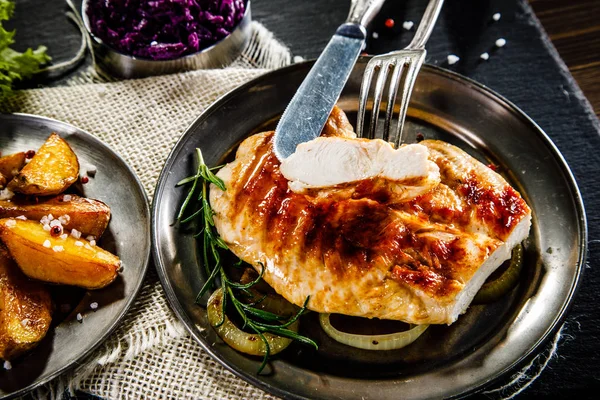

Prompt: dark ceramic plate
[
  {"left": 152, "top": 59, "right": 586, "bottom": 400},
  {"left": 0, "top": 114, "right": 151, "bottom": 399}
]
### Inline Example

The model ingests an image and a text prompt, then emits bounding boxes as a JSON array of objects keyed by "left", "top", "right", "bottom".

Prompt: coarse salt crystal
[
  {"left": 76, "top": 313, "right": 83, "bottom": 323},
  {"left": 3, "top": 360, "right": 11, "bottom": 370},
  {"left": 402, "top": 21, "right": 414, "bottom": 30},
  {"left": 16, "top": 215, "right": 27, "bottom": 220},
  {"left": 53, "top": 245, "right": 64, "bottom": 252},
  {"left": 447, "top": 54, "right": 460, "bottom": 65},
  {"left": 480, "top": 52, "right": 490, "bottom": 61},
  {"left": 495, "top": 38, "right": 506, "bottom": 47},
  {"left": 492, "top": 13, "right": 501, "bottom": 21},
  {"left": 90, "top": 302, "right": 98, "bottom": 310},
  {"left": 21, "top": 318, "right": 29, "bottom": 327},
  {"left": 60, "top": 233, "right": 68, "bottom": 240},
  {"left": 43, "top": 224, "right": 51, "bottom": 231},
  {"left": 85, "top": 244, "right": 93, "bottom": 250},
  {"left": 75, "top": 241, "right": 84, "bottom": 247},
  {"left": 58, "top": 215, "right": 71, "bottom": 225},
  {"left": 86, "top": 235, "right": 96, "bottom": 242},
  {"left": 5, "top": 219, "right": 16, "bottom": 228},
  {"left": 293, "top": 55, "right": 304, "bottom": 63},
  {"left": 90, "top": 240, "right": 96, "bottom": 246},
  {"left": 71, "top": 229, "right": 81, "bottom": 239},
  {"left": 0, "top": 188, "right": 14, "bottom": 200},
  {"left": 50, "top": 219, "right": 62, "bottom": 227},
  {"left": 47, "top": 214, "right": 54, "bottom": 221},
  {"left": 63, "top": 194, "right": 72, "bottom": 202},
  {"left": 372, "top": 32, "right": 379, "bottom": 39},
  {"left": 43, "top": 240, "right": 51, "bottom": 248}
]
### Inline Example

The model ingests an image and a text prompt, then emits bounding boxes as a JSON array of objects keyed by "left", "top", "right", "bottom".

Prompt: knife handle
[{"left": 346, "top": 0, "right": 386, "bottom": 28}]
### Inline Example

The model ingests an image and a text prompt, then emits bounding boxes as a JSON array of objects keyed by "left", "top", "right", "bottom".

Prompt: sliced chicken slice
[{"left": 210, "top": 108, "right": 531, "bottom": 325}]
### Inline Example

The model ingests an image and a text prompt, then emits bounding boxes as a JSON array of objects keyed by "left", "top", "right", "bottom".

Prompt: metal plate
[
  {"left": 0, "top": 114, "right": 151, "bottom": 399},
  {"left": 152, "top": 59, "right": 586, "bottom": 400}
]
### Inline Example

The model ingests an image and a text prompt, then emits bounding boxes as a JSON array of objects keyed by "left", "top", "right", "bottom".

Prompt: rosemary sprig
[{"left": 177, "top": 148, "right": 317, "bottom": 374}]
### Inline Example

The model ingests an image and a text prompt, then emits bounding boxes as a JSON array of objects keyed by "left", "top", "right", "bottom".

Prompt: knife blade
[{"left": 273, "top": 23, "right": 367, "bottom": 161}]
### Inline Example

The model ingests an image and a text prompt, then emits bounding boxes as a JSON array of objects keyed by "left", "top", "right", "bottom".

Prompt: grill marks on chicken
[{"left": 210, "top": 110, "right": 531, "bottom": 325}]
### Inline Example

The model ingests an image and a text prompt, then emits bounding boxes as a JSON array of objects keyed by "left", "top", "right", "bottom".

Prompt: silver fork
[{"left": 356, "top": 0, "right": 445, "bottom": 145}]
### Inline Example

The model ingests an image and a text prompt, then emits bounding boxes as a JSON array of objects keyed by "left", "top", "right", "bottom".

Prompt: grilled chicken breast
[{"left": 210, "top": 107, "right": 531, "bottom": 325}]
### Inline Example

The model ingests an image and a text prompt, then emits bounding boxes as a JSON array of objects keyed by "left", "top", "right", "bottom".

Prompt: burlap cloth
[{"left": 0, "top": 21, "right": 290, "bottom": 400}]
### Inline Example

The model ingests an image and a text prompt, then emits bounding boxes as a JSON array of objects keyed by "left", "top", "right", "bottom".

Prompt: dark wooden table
[
  {"left": 529, "top": 0, "right": 600, "bottom": 116},
  {"left": 4, "top": 0, "right": 600, "bottom": 399}
]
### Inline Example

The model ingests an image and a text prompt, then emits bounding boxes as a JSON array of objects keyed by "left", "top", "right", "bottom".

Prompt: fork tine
[
  {"left": 382, "top": 60, "right": 405, "bottom": 144},
  {"left": 368, "top": 62, "right": 389, "bottom": 139},
  {"left": 393, "top": 55, "right": 424, "bottom": 147},
  {"left": 357, "top": 62, "right": 376, "bottom": 138}
]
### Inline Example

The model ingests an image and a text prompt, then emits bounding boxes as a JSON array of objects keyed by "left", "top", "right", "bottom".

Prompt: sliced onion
[
  {"left": 206, "top": 288, "right": 299, "bottom": 356},
  {"left": 474, "top": 244, "right": 524, "bottom": 304},
  {"left": 319, "top": 313, "right": 428, "bottom": 350}
]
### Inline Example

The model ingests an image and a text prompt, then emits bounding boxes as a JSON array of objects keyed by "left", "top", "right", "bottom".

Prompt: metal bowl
[
  {"left": 152, "top": 59, "right": 586, "bottom": 399},
  {"left": 81, "top": 0, "right": 252, "bottom": 79}
]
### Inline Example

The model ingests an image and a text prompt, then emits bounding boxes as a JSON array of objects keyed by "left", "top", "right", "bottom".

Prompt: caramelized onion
[
  {"left": 474, "top": 244, "right": 524, "bottom": 304},
  {"left": 319, "top": 313, "right": 428, "bottom": 350},
  {"left": 207, "top": 288, "right": 299, "bottom": 356}
]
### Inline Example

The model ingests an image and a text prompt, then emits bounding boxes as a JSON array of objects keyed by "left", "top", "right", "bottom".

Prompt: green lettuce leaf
[{"left": 0, "top": 0, "right": 51, "bottom": 98}]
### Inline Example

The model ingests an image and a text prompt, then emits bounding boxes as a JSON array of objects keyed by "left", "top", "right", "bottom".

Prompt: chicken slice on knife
[{"left": 210, "top": 106, "right": 531, "bottom": 325}]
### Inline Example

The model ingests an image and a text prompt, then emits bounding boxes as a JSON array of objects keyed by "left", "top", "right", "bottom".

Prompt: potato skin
[
  {"left": 0, "top": 248, "right": 52, "bottom": 360},
  {"left": 0, "top": 219, "right": 120, "bottom": 290},
  {"left": 0, "top": 152, "right": 26, "bottom": 183},
  {"left": 8, "top": 133, "right": 79, "bottom": 196},
  {"left": 0, "top": 194, "right": 111, "bottom": 238}
]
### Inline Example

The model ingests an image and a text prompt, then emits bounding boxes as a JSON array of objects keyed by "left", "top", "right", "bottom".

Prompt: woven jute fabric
[{"left": 0, "top": 21, "right": 286, "bottom": 400}]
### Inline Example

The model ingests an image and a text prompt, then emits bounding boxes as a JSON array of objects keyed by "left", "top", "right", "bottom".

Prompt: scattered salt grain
[
  {"left": 50, "top": 219, "right": 62, "bottom": 228},
  {"left": 293, "top": 55, "right": 304, "bottom": 63},
  {"left": 76, "top": 313, "right": 83, "bottom": 323},
  {"left": 3, "top": 361, "right": 11, "bottom": 370},
  {"left": 48, "top": 214, "right": 54, "bottom": 221},
  {"left": 89, "top": 240, "right": 96, "bottom": 247},
  {"left": 52, "top": 245, "right": 64, "bottom": 252},
  {"left": 21, "top": 319, "right": 29, "bottom": 327},
  {"left": 43, "top": 240, "right": 51, "bottom": 248},
  {"left": 60, "top": 233, "right": 68, "bottom": 240},
  {"left": 85, "top": 244, "right": 93, "bottom": 250},
  {"left": 495, "top": 38, "right": 507, "bottom": 48},
  {"left": 86, "top": 235, "right": 96, "bottom": 242},
  {"left": 492, "top": 13, "right": 501, "bottom": 22},
  {"left": 0, "top": 188, "right": 14, "bottom": 200},
  {"left": 75, "top": 241, "right": 84, "bottom": 247},
  {"left": 372, "top": 32, "right": 379, "bottom": 39},
  {"left": 59, "top": 215, "right": 71, "bottom": 225},
  {"left": 16, "top": 215, "right": 27, "bottom": 220},
  {"left": 90, "top": 302, "right": 98, "bottom": 310},
  {"left": 5, "top": 219, "right": 16, "bottom": 228},
  {"left": 447, "top": 54, "right": 460, "bottom": 65},
  {"left": 71, "top": 229, "right": 82, "bottom": 239},
  {"left": 402, "top": 21, "right": 414, "bottom": 30},
  {"left": 43, "top": 224, "right": 51, "bottom": 232},
  {"left": 480, "top": 52, "right": 490, "bottom": 61},
  {"left": 63, "top": 194, "right": 72, "bottom": 202}
]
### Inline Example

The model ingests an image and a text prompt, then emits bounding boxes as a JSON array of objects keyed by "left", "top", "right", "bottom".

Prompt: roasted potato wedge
[
  {"left": 8, "top": 133, "right": 79, "bottom": 196},
  {"left": 0, "top": 194, "right": 111, "bottom": 238},
  {"left": 0, "top": 152, "right": 27, "bottom": 185},
  {"left": 0, "top": 219, "right": 120, "bottom": 290},
  {"left": 0, "top": 248, "right": 52, "bottom": 360}
]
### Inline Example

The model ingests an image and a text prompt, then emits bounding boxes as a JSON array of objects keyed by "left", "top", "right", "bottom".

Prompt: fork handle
[
  {"left": 346, "top": 0, "right": 386, "bottom": 27},
  {"left": 408, "top": 0, "right": 445, "bottom": 49}
]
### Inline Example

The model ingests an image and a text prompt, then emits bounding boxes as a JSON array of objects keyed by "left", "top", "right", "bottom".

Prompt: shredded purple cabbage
[{"left": 86, "top": 0, "right": 246, "bottom": 60}]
